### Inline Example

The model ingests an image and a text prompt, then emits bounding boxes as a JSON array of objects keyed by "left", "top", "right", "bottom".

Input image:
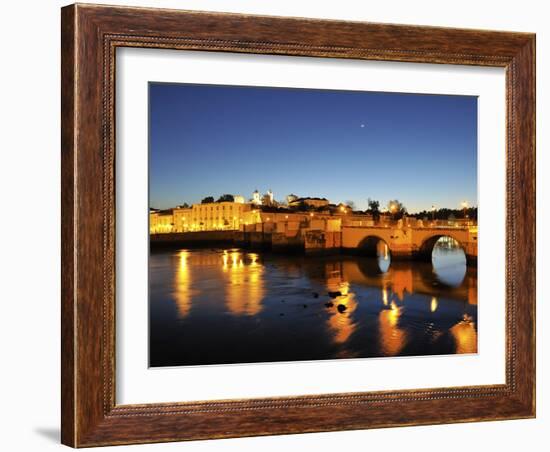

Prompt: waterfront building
[
  {"left": 242, "top": 208, "right": 263, "bottom": 226},
  {"left": 151, "top": 194, "right": 256, "bottom": 233},
  {"left": 150, "top": 208, "right": 174, "bottom": 233},
  {"left": 172, "top": 207, "right": 193, "bottom": 232},
  {"left": 150, "top": 201, "right": 378, "bottom": 234},
  {"left": 190, "top": 201, "right": 253, "bottom": 231},
  {"left": 150, "top": 191, "right": 381, "bottom": 235}
]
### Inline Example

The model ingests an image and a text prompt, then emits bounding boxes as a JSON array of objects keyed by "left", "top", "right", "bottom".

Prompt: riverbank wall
[
  {"left": 150, "top": 231, "right": 239, "bottom": 248},
  {"left": 150, "top": 229, "right": 341, "bottom": 254}
]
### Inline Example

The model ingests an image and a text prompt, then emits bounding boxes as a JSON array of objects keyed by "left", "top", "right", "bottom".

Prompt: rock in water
[
  {"left": 328, "top": 291, "right": 342, "bottom": 298},
  {"left": 337, "top": 304, "right": 347, "bottom": 313}
]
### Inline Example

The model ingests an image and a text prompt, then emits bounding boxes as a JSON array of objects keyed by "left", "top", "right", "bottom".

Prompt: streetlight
[
  {"left": 431, "top": 205, "right": 436, "bottom": 222},
  {"left": 461, "top": 201, "right": 468, "bottom": 219},
  {"left": 389, "top": 203, "right": 397, "bottom": 221}
]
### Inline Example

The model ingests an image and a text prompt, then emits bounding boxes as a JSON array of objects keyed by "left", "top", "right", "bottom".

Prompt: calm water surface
[{"left": 149, "top": 240, "right": 477, "bottom": 367}]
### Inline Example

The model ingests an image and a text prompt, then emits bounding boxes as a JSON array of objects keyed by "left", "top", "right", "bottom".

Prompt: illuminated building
[
  {"left": 252, "top": 189, "right": 261, "bottom": 205},
  {"left": 190, "top": 201, "right": 252, "bottom": 231},
  {"left": 150, "top": 193, "right": 371, "bottom": 234},
  {"left": 252, "top": 189, "right": 275, "bottom": 206},
  {"left": 149, "top": 208, "right": 174, "bottom": 233},
  {"left": 151, "top": 201, "right": 257, "bottom": 233},
  {"left": 172, "top": 207, "right": 193, "bottom": 232},
  {"left": 265, "top": 189, "right": 274, "bottom": 205}
]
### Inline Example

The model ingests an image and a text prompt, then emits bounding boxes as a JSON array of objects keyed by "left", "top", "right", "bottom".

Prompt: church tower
[{"left": 252, "top": 189, "right": 261, "bottom": 205}]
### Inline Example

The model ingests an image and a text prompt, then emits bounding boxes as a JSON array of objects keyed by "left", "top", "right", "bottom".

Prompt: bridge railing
[{"left": 353, "top": 218, "right": 477, "bottom": 229}]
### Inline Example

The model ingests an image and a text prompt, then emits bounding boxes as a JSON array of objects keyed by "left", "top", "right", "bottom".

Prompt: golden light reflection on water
[
  {"left": 172, "top": 250, "right": 195, "bottom": 318},
  {"left": 340, "top": 259, "right": 474, "bottom": 306},
  {"left": 468, "top": 278, "right": 478, "bottom": 305},
  {"left": 325, "top": 265, "right": 358, "bottom": 345},
  {"left": 450, "top": 320, "right": 477, "bottom": 353},
  {"left": 382, "top": 286, "right": 389, "bottom": 306},
  {"left": 390, "top": 267, "right": 413, "bottom": 301},
  {"left": 378, "top": 301, "right": 407, "bottom": 356},
  {"left": 430, "top": 296, "right": 438, "bottom": 312},
  {"left": 168, "top": 249, "right": 476, "bottom": 358},
  {"left": 224, "top": 251, "right": 264, "bottom": 316},
  {"left": 222, "top": 251, "right": 228, "bottom": 270},
  {"left": 250, "top": 253, "right": 258, "bottom": 267},
  {"left": 172, "top": 249, "right": 265, "bottom": 318},
  {"left": 322, "top": 259, "right": 476, "bottom": 354}
]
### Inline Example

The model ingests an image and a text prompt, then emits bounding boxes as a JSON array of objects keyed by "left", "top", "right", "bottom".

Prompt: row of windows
[
  {"left": 176, "top": 217, "right": 240, "bottom": 223},
  {"left": 175, "top": 215, "right": 242, "bottom": 220},
  {"left": 193, "top": 205, "right": 244, "bottom": 212}
]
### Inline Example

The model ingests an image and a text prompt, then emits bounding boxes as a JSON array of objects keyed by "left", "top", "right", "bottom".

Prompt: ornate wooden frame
[{"left": 61, "top": 3, "right": 536, "bottom": 447}]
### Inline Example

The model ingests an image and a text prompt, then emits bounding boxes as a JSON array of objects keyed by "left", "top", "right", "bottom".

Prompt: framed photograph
[{"left": 61, "top": 3, "right": 535, "bottom": 447}]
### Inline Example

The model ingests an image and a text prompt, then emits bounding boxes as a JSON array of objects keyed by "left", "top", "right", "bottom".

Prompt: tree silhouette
[
  {"left": 216, "top": 194, "right": 234, "bottom": 202},
  {"left": 367, "top": 198, "right": 381, "bottom": 222}
]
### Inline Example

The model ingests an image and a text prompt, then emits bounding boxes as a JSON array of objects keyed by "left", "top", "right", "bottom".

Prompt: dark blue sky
[{"left": 149, "top": 83, "right": 477, "bottom": 213}]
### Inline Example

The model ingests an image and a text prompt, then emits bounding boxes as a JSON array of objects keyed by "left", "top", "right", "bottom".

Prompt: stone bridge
[{"left": 341, "top": 225, "right": 477, "bottom": 264}]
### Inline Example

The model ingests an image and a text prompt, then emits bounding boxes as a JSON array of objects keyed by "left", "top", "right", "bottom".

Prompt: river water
[{"left": 149, "top": 240, "right": 477, "bottom": 367}]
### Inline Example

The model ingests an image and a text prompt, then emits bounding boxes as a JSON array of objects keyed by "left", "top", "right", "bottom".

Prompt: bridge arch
[
  {"left": 357, "top": 235, "right": 390, "bottom": 257},
  {"left": 356, "top": 235, "right": 391, "bottom": 273},
  {"left": 418, "top": 233, "right": 467, "bottom": 261},
  {"left": 418, "top": 234, "right": 468, "bottom": 287}
]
